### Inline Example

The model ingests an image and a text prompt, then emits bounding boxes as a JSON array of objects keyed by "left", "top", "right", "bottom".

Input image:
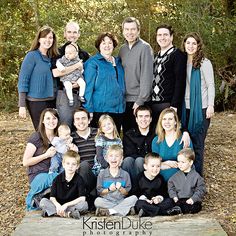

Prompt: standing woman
[
  {"left": 18, "top": 26, "right": 59, "bottom": 130},
  {"left": 83, "top": 32, "right": 125, "bottom": 133},
  {"left": 23, "top": 108, "right": 59, "bottom": 210},
  {"left": 182, "top": 32, "right": 215, "bottom": 176}
]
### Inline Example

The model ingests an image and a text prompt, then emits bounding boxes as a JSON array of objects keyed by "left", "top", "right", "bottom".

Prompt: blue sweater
[
  {"left": 152, "top": 135, "right": 193, "bottom": 182},
  {"left": 83, "top": 53, "right": 125, "bottom": 113},
  {"left": 18, "top": 50, "right": 54, "bottom": 98}
]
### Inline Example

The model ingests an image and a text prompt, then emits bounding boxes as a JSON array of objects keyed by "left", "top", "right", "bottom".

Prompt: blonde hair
[
  {"left": 63, "top": 150, "right": 80, "bottom": 164},
  {"left": 106, "top": 144, "right": 123, "bottom": 159},
  {"left": 155, "top": 108, "right": 181, "bottom": 143},
  {"left": 96, "top": 114, "right": 119, "bottom": 139},
  {"left": 178, "top": 148, "right": 195, "bottom": 162},
  {"left": 58, "top": 124, "right": 71, "bottom": 136}
]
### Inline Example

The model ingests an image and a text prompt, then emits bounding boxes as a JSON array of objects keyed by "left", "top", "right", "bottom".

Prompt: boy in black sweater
[{"left": 135, "top": 153, "right": 174, "bottom": 217}]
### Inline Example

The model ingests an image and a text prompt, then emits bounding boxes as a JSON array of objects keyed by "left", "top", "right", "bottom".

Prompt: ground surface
[{"left": 0, "top": 112, "right": 235, "bottom": 236}]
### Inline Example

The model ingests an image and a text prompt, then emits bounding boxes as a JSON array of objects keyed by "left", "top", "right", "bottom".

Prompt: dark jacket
[{"left": 123, "top": 127, "right": 155, "bottom": 158}]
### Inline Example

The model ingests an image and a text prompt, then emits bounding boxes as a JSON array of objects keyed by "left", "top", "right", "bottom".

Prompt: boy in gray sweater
[{"left": 167, "top": 148, "right": 206, "bottom": 215}]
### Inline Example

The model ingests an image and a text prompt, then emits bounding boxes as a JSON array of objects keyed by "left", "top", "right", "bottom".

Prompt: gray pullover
[{"left": 119, "top": 38, "right": 153, "bottom": 105}]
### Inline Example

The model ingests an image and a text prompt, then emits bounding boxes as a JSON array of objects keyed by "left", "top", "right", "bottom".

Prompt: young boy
[
  {"left": 94, "top": 145, "right": 137, "bottom": 216},
  {"left": 49, "top": 124, "right": 78, "bottom": 174},
  {"left": 56, "top": 43, "right": 86, "bottom": 106},
  {"left": 40, "top": 150, "right": 88, "bottom": 219},
  {"left": 167, "top": 148, "right": 206, "bottom": 215},
  {"left": 135, "top": 153, "right": 174, "bottom": 217}
]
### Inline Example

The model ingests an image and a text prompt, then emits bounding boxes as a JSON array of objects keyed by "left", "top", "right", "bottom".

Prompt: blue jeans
[
  {"left": 122, "top": 156, "right": 144, "bottom": 192},
  {"left": 56, "top": 90, "right": 81, "bottom": 128},
  {"left": 49, "top": 152, "right": 64, "bottom": 174}
]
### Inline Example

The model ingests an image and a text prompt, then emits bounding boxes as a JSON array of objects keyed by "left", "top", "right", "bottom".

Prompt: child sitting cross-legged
[
  {"left": 95, "top": 144, "right": 138, "bottom": 216},
  {"left": 40, "top": 150, "right": 88, "bottom": 219},
  {"left": 167, "top": 148, "right": 206, "bottom": 215},
  {"left": 135, "top": 152, "right": 175, "bottom": 217}
]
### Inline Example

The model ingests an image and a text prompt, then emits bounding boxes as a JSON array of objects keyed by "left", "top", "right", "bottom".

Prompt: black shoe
[{"left": 167, "top": 206, "right": 182, "bottom": 215}]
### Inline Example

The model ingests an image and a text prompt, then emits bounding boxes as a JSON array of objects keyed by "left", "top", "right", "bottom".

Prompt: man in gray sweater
[{"left": 119, "top": 17, "right": 153, "bottom": 133}]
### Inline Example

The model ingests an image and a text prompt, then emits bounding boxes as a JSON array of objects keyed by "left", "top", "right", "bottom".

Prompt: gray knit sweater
[{"left": 119, "top": 38, "right": 153, "bottom": 105}]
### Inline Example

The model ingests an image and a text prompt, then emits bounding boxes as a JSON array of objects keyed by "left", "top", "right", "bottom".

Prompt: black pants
[
  {"left": 122, "top": 102, "right": 138, "bottom": 134},
  {"left": 90, "top": 112, "right": 123, "bottom": 134},
  {"left": 176, "top": 198, "right": 202, "bottom": 214},
  {"left": 26, "top": 100, "right": 56, "bottom": 130},
  {"left": 151, "top": 102, "right": 170, "bottom": 129},
  {"left": 135, "top": 198, "right": 175, "bottom": 216}
]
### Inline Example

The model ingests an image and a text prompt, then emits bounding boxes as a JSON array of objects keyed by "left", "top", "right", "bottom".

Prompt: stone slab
[{"left": 12, "top": 211, "right": 227, "bottom": 236}]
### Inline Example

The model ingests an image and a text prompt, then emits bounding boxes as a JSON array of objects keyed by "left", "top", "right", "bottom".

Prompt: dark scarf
[{"left": 182, "top": 67, "right": 203, "bottom": 136}]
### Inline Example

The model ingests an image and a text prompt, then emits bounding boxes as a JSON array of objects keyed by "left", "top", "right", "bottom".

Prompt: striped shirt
[{"left": 71, "top": 128, "right": 97, "bottom": 164}]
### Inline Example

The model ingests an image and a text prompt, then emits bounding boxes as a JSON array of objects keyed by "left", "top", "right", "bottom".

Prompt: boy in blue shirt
[
  {"left": 40, "top": 150, "right": 88, "bottom": 219},
  {"left": 95, "top": 145, "right": 137, "bottom": 216}
]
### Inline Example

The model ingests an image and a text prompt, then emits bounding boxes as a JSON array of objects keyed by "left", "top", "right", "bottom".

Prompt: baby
[
  {"left": 49, "top": 124, "right": 78, "bottom": 173},
  {"left": 56, "top": 43, "right": 86, "bottom": 106}
]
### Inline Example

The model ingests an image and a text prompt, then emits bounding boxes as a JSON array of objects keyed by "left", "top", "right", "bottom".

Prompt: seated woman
[
  {"left": 23, "top": 108, "right": 59, "bottom": 210},
  {"left": 152, "top": 108, "right": 192, "bottom": 182},
  {"left": 83, "top": 32, "right": 125, "bottom": 133}
]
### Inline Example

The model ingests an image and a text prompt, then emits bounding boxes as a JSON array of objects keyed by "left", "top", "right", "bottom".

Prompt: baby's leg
[
  {"left": 63, "top": 81, "right": 73, "bottom": 101},
  {"left": 77, "top": 78, "right": 86, "bottom": 97}
]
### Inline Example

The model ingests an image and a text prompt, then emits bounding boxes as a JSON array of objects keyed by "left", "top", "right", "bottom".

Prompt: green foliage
[{"left": 0, "top": 0, "right": 235, "bottom": 111}]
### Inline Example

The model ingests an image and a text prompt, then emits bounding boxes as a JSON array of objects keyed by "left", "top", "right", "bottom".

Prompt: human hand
[
  {"left": 206, "top": 105, "right": 214, "bottom": 119},
  {"left": 132, "top": 103, "right": 139, "bottom": 115},
  {"left": 45, "top": 146, "right": 56, "bottom": 158},
  {"left": 19, "top": 107, "right": 27, "bottom": 119},
  {"left": 152, "top": 195, "right": 164, "bottom": 204},
  {"left": 75, "top": 60, "right": 83, "bottom": 71},
  {"left": 56, "top": 204, "right": 64, "bottom": 216},
  {"left": 180, "top": 131, "right": 191, "bottom": 148},
  {"left": 115, "top": 182, "right": 122, "bottom": 190},
  {"left": 173, "top": 197, "right": 178, "bottom": 203},
  {"left": 109, "top": 183, "right": 116, "bottom": 191},
  {"left": 186, "top": 198, "right": 194, "bottom": 205},
  {"left": 170, "top": 106, "right": 177, "bottom": 112},
  {"left": 165, "top": 160, "right": 178, "bottom": 168},
  {"left": 146, "top": 199, "right": 153, "bottom": 204}
]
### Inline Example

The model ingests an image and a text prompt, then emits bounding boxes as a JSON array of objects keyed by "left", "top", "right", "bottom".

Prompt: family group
[{"left": 18, "top": 16, "right": 215, "bottom": 219}]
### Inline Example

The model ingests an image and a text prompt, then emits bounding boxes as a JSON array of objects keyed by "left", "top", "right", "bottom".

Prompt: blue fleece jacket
[
  {"left": 83, "top": 53, "right": 125, "bottom": 113},
  {"left": 18, "top": 50, "right": 54, "bottom": 98}
]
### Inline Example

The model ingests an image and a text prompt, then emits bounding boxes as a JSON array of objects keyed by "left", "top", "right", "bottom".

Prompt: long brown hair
[
  {"left": 155, "top": 108, "right": 181, "bottom": 143},
  {"left": 38, "top": 108, "right": 59, "bottom": 150},
  {"left": 182, "top": 32, "right": 204, "bottom": 68},
  {"left": 30, "top": 25, "right": 59, "bottom": 58}
]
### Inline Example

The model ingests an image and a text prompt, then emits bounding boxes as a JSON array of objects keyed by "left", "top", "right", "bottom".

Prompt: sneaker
[
  {"left": 69, "top": 100, "right": 74, "bottom": 106},
  {"left": 167, "top": 206, "right": 182, "bottom": 216},
  {"left": 41, "top": 210, "right": 48, "bottom": 217},
  {"left": 69, "top": 210, "right": 81, "bottom": 219},
  {"left": 138, "top": 209, "right": 144, "bottom": 217},
  {"left": 129, "top": 207, "right": 136, "bottom": 215},
  {"left": 95, "top": 208, "right": 109, "bottom": 216},
  {"left": 78, "top": 96, "right": 86, "bottom": 103}
]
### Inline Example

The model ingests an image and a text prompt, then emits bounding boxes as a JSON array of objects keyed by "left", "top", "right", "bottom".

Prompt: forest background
[{"left": 0, "top": 0, "right": 236, "bottom": 111}]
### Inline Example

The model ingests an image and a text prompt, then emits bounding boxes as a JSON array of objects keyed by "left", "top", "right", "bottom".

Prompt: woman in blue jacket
[
  {"left": 18, "top": 26, "right": 59, "bottom": 130},
  {"left": 83, "top": 32, "right": 125, "bottom": 133}
]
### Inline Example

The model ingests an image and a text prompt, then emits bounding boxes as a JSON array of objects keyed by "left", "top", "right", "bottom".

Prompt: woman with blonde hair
[
  {"left": 181, "top": 32, "right": 215, "bottom": 176},
  {"left": 18, "top": 26, "right": 59, "bottom": 130},
  {"left": 92, "top": 114, "right": 122, "bottom": 175},
  {"left": 152, "top": 108, "right": 192, "bottom": 182}
]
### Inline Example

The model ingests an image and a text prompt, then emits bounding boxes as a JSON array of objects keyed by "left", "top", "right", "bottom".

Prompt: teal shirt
[{"left": 152, "top": 135, "right": 193, "bottom": 182}]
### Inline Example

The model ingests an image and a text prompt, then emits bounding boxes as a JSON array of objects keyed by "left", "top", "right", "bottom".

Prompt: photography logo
[{"left": 82, "top": 216, "right": 153, "bottom": 235}]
